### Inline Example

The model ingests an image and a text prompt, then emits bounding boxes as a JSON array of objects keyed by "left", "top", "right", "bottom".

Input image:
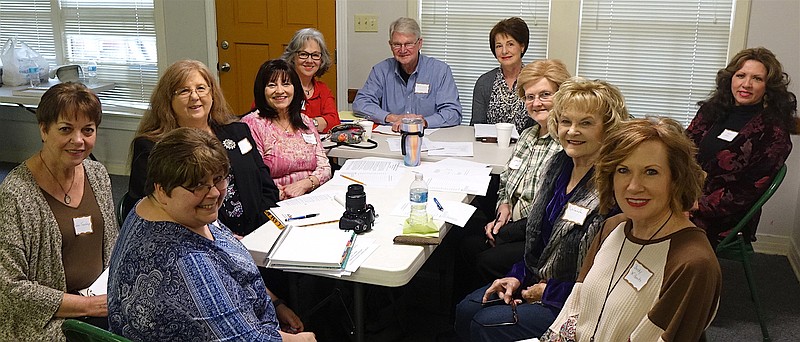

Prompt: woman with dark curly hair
[{"left": 686, "top": 47, "right": 797, "bottom": 244}]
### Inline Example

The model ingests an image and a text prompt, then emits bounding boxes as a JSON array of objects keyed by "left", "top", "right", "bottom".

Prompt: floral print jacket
[{"left": 686, "top": 104, "right": 792, "bottom": 240}]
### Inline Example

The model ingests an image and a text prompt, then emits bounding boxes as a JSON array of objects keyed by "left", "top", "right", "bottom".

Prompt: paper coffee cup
[
  {"left": 495, "top": 123, "right": 514, "bottom": 148},
  {"left": 358, "top": 120, "right": 373, "bottom": 140}
]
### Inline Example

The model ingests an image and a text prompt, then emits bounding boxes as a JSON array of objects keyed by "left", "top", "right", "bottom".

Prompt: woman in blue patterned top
[{"left": 108, "top": 127, "right": 315, "bottom": 341}]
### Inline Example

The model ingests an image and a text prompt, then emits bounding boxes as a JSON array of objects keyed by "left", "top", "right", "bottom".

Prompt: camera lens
[{"left": 345, "top": 184, "right": 366, "bottom": 213}]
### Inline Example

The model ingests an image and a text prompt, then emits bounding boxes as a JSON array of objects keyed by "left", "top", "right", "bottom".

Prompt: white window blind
[
  {"left": 420, "top": 0, "right": 550, "bottom": 124},
  {"left": 0, "top": 0, "right": 157, "bottom": 110},
  {"left": 577, "top": 0, "right": 733, "bottom": 127}
]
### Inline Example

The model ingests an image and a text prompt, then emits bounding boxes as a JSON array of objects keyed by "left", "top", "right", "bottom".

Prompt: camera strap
[{"left": 324, "top": 138, "right": 378, "bottom": 150}]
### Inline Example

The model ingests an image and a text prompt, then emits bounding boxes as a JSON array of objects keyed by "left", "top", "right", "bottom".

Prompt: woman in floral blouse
[{"left": 687, "top": 47, "right": 796, "bottom": 244}]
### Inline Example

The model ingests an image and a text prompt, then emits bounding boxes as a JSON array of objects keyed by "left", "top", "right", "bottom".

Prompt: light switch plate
[{"left": 354, "top": 14, "right": 378, "bottom": 32}]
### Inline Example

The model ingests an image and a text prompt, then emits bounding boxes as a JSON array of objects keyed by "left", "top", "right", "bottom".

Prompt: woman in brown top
[{"left": 0, "top": 82, "right": 118, "bottom": 341}]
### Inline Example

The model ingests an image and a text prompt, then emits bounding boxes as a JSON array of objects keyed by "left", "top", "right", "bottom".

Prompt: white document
[
  {"left": 373, "top": 125, "right": 401, "bottom": 135},
  {"left": 327, "top": 172, "right": 401, "bottom": 188},
  {"left": 474, "top": 123, "right": 520, "bottom": 140},
  {"left": 277, "top": 191, "right": 338, "bottom": 207},
  {"left": 269, "top": 225, "right": 356, "bottom": 269},
  {"left": 269, "top": 200, "right": 344, "bottom": 227},
  {"left": 386, "top": 137, "right": 439, "bottom": 152},
  {"left": 389, "top": 199, "right": 477, "bottom": 227},
  {"left": 340, "top": 158, "right": 403, "bottom": 173},
  {"left": 427, "top": 175, "right": 492, "bottom": 196},
  {"left": 426, "top": 142, "right": 473, "bottom": 157},
  {"left": 284, "top": 237, "right": 379, "bottom": 277},
  {"left": 431, "top": 157, "right": 490, "bottom": 170},
  {"left": 79, "top": 268, "right": 109, "bottom": 296}
]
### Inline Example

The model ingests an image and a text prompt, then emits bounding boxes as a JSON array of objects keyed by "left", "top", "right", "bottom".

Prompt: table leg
[{"left": 354, "top": 282, "right": 365, "bottom": 342}]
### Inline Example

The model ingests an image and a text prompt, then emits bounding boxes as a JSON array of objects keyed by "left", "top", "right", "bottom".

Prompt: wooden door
[{"left": 215, "top": 0, "right": 336, "bottom": 115}]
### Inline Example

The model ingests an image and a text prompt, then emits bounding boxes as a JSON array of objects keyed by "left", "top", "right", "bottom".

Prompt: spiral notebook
[{"left": 267, "top": 225, "right": 356, "bottom": 270}]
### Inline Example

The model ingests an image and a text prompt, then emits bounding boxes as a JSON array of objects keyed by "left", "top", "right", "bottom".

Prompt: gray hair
[
  {"left": 389, "top": 17, "right": 421, "bottom": 40},
  {"left": 280, "top": 28, "right": 332, "bottom": 77}
]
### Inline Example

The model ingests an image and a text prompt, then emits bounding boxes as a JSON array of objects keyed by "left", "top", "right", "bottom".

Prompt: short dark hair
[
  {"left": 145, "top": 127, "right": 230, "bottom": 197},
  {"left": 595, "top": 117, "right": 705, "bottom": 215},
  {"left": 252, "top": 59, "right": 307, "bottom": 131},
  {"left": 489, "top": 17, "right": 529, "bottom": 58},
  {"left": 36, "top": 82, "right": 102, "bottom": 131}
]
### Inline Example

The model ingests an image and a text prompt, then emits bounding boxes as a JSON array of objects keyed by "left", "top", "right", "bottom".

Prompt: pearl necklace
[{"left": 38, "top": 151, "right": 76, "bottom": 205}]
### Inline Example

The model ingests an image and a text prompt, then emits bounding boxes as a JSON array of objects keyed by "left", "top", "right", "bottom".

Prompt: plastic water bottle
[
  {"left": 27, "top": 58, "right": 41, "bottom": 87},
  {"left": 409, "top": 173, "right": 429, "bottom": 224},
  {"left": 86, "top": 59, "right": 98, "bottom": 84}
]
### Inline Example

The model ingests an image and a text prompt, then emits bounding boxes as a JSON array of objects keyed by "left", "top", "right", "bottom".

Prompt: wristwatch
[{"left": 313, "top": 118, "right": 320, "bottom": 128}]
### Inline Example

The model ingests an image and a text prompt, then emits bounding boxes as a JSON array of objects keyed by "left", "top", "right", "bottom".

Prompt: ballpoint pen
[
  {"left": 433, "top": 197, "right": 444, "bottom": 211},
  {"left": 287, "top": 213, "right": 320, "bottom": 221}
]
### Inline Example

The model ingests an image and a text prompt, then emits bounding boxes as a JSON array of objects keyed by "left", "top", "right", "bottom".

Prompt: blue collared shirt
[{"left": 353, "top": 53, "right": 462, "bottom": 128}]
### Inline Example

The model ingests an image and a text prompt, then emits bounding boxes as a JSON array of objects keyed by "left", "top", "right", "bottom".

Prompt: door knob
[
  {"left": 219, "top": 62, "right": 231, "bottom": 72},
  {"left": 221, "top": 40, "right": 229, "bottom": 50}
]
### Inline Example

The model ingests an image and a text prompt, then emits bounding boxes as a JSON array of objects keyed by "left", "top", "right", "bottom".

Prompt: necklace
[
  {"left": 38, "top": 151, "right": 76, "bottom": 205},
  {"left": 274, "top": 119, "right": 292, "bottom": 133},
  {"left": 303, "top": 83, "right": 314, "bottom": 96},
  {"left": 590, "top": 211, "right": 674, "bottom": 342}
]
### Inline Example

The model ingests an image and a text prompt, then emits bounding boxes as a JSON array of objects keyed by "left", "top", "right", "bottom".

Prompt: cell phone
[{"left": 481, "top": 298, "right": 506, "bottom": 307}]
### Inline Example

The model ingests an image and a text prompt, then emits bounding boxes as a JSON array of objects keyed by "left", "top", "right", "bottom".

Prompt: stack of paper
[
  {"left": 416, "top": 158, "right": 493, "bottom": 196},
  {"left": 327, "top": 158, "right": 405, "bottom": 188},
  {"left": 268, "top": 225, "right": 356, "bottom": 270},
  {"left": 474, "top": 123, "right": 520, "bottom": 142}
]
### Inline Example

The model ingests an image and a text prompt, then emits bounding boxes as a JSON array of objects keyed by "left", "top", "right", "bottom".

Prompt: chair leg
[{"left": 737, "top": 238, "right": 771, "bottom": 342}]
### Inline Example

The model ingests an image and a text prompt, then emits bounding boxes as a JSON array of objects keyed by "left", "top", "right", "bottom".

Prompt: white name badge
[
  {"left": 563, "top": 203, "right": 590, "bottom": 225},
  {"left": 508, "top": 157, "right": 523, "bottom": 170},
  {"left": 73, "top": 216, "right": 93, "bottom": 235},
  {"left": 301, "top": 100, "right": 306, "bottom": 111},
  {"left": 237, "top": 138, "right": 253, "bottom": 155},
  {"left": 717, "top": 129, "right": 738, "bottom": 142},
  {"left": 414, "top": 83, "right": 430, "bottom": 94},
  {"left": 302, "top": 133, "right": 317, "bottom": 144},
  {"left": 624, "top": 260, "right": 653, "bottom": 291}
]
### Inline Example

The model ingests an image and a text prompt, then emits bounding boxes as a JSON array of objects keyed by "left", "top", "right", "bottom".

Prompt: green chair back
[
  {"left": 62, "top": 319, "right": 131, "bottom": 342},
  {"left": 715, "top": 163, "right": 786, "bottom": 342}
]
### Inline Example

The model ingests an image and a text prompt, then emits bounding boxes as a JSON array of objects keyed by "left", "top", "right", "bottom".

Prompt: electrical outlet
[{"left": 354, "top": 14, "right": 378, "bottom": 32}]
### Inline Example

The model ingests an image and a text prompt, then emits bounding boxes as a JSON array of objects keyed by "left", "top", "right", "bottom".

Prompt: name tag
[
  {"left": 717, "top": 129, "right": 738, "bottom": 142},
  {"left": 237, "top": 138, "right": 253, "bottom": 155},
  {"left": 414, "top": 83, "right": 430, "bottom": 94},
  {"left": 301, "top": 100, "right": 306, "bottom": 111},
  {"left": 302, "top": 133, "right": 317, "bottom": 144},
  {"left": 508, "top": 157, "right": 523, "bottom": 170},
  {"left": 624, "top": 260, "right": 653, "bottom": 291},
  {"left": 562, "top": 203, "right": 590, "bottom": 225},
  {"left": 73, "top": 216, "right": 93, "bottom": 235}
]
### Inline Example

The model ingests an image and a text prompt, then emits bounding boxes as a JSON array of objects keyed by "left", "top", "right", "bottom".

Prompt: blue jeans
[{"left": 455, "top": 285, "right": 557, "bottom": 342}]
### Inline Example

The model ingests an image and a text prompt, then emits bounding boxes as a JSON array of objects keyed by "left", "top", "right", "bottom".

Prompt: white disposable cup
[
  {"left": 495, "top": 122, "right": 514, "bottom": 148},
  {"left": 358, "top": 120, "right": 373, "bottom": 140}
]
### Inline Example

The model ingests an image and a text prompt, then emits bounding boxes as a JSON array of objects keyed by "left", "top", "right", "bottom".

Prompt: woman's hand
[
  {"left": 281, "top": 179, "right": 313, "bottom": 199},
  {"left": 56, "top": 294, "right": 108, "bottom": 318},
  {"left": 279, "top": 331, "right": 317, "bottom": 342},
  {"left": 482, "top": 277, "right": 521, "bottom": 304},
  {"left": 521, "top": 282, "right": 547, "bottom": 303},
  {"left": 484, "top": 204, "right": 512, "bottom": 246},
  {"left": 276, "top": 304, "right": 305, "bottom": 333}
]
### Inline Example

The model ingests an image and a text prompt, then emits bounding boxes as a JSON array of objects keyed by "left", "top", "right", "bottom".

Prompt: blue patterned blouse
[{"left": 108, "top": 212, "right": 281, "bottom": 341}]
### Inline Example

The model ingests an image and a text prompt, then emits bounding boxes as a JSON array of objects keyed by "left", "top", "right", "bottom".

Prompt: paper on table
[
  {"left": 389, "top": 199, "right": 476, "bottom": 227},
  {"left": 327, "top": 172, "right": 402, "bottom": 188},
  {"left": 431, "top": 157, "right": 491, "bottom": 170},
  {"left": 386, "top": 137, "right": 439, "bottom": 152},
  {"left": 474, "top": 123, "right": 520, "bottom": 140},
  {"left": 426, "top": 141, "right": 473, "bottom": 157},
  {"left": 269, "top": 200, "right": 343, "bottom": 226},
  {"left": 415, "top": 163, "right": 491, "bottom": 178},
  {"left": 269, "top": 225, "right": 355, "bottom": 269},
  {"left": 428, "top": 175, "right": 492, "bottom": 196},
  {"left": 374, "top": 125, "right": 439, "bottom": 136},
  {"left": 277, "top": 191, "right": 338, "bottom": 206},
  {"left": 340, "top": 158, "right": 403, "bottom": 173}
]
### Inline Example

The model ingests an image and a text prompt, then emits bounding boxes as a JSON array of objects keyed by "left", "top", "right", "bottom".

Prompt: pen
[
  {"left": 433, "top": 197, "right": 445, "bottom": 211},
  {"left": 287, "top": 213, "right": 319, "bottom": 221},
  {"left": 341, "top": 174, "right": 365, "bottom": 185}
]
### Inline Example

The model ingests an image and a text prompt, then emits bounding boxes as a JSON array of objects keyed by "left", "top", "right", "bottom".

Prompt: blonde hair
[
  {"left": 547, "top": 77, "right": 629, "bottom": 139},
  {"left": 516, "top": 59, "right": 571, "bottom": 99}
]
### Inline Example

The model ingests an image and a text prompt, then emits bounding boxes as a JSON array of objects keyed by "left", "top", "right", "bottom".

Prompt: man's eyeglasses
[
  {"left": 469, "top": 298, "right": 519, "bottom": 327},
  {"left": 390, "top": 39, "right": 419, "bottom": 51},
  {"left": 181, "top": 174, "right": 230, "bottom": 197},
  {"left": 297, "top": 51, "right": 322, "bottom": 61},
  {"left": 524, "top": 91, "right": 553, "bottom": 103},
  {"left": 174, "top": 85, "right": 210, "bottom": 99}
]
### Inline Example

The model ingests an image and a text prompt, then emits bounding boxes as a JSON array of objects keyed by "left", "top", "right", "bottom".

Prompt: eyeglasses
[
  {"left": 524, "top": 91, "right": 553, "bottom": 103},
  {"left": 297, "top": 51, "right": 322, "bottom": 61},
  {"left": 174, "top": 85, "right": 210, "bottom": 99},
  {"left": 390, "top": 39, "right": 419, "bottom": 51},
  {"left": 180, "top": 174, "right": 230, "bottom": 197},
  {"left": 469, "top": 298, "right": 519, "bottom": 327}
]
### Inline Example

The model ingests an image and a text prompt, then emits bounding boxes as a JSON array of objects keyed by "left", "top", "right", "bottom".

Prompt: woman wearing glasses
[
  {"left": 109, "top": 128, "right": 315, "bottom": 341},
  {"left": 128, "top": 60, "right": 280, "bottom": 237},
  {"left": 281, "top": 28, "right": 339, "bottom": 133},
  {"left": 460, "top": 60, "right": 569, "bottom": 286},
  {"left": 242, "top": 59, "right": 332, "bottom": 200},
  {"left": 471, "top": 17, "right": 531, "bottom": 133}
]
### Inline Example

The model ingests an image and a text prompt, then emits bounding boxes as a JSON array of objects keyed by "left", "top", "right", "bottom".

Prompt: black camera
[{"left": 339, "top": 184, "right": 375, "bottom": 234}]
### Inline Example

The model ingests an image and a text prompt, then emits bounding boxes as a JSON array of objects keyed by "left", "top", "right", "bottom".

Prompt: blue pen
[
  {"left": 287, "top": 213, "right": 319, "bottom": 221},
  {"left": 433, "top": 198, "right": 444, "bottom": 211}
]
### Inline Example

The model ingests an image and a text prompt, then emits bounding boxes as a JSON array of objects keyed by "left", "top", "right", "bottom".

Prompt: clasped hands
[
  {"left": 482, "top": 277, "right": 547, "bottom": 305},
  {"left": 385, "top": 113, "right": 428, "bottom": 132}
]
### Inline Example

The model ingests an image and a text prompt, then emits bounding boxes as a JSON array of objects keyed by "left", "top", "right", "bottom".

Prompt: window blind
[
  {"left": 420, "top": 0, "right": 550, "bottom": 124},
  {"left": 0, "top": 0, "right": 157, "bottom": 110},
  {"left": 577, "top": 0, "right": 733, "bottom": 127}
]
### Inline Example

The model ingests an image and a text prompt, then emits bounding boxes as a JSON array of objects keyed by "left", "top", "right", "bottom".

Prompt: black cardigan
[{"left": 127, "top": 122, "right": 279, "bottom": 235}]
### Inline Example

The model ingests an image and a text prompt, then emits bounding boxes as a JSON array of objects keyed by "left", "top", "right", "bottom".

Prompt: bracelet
[
  {"left": 272, "top": 298, "right": 285, "bottom": 308},
  {"left": 307, "top": 176, "right": 317, "bottom": 190}
]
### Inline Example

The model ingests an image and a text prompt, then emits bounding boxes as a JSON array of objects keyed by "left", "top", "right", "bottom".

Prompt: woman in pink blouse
[{"left": 242, "top": 59, "right": 332, "bottom": 200}]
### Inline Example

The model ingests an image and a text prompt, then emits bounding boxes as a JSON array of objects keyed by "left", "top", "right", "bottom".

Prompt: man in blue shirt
[{"left": 353, "top": 17, "right": 462, "bottom": 131}]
